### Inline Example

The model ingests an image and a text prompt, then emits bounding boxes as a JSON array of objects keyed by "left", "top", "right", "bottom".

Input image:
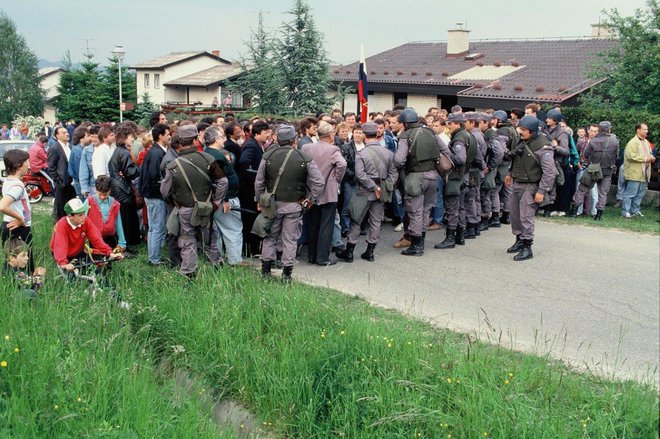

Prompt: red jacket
[
  {"left": 87, "top": 195, "right": 121, "bottom": 237},
  {"left": 29, "top": 141, "right": 48, "bottom": 173},
  {"left": 50, "top": 216, "right": 112, "bottom": 266}
]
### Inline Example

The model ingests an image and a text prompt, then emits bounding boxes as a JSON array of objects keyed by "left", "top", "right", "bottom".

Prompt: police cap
[{"left": 362, "top": 122, "right": 378, "bottom": 137}]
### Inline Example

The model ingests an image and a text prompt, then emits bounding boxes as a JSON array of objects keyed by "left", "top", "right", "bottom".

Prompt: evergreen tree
[
  {"left": 588, "top": 0, "right": 660, "bottom": 112},
  {"left": 236, "top": 12, "right": 286, "bottom": 115},
  {"left": 275, "top": 0, "right": 334, "bottom": 115},
  {"left": 0, "top": 12, "right": 44, "bottom": 123},
  {"left": 96, "top": 56, "right": 137, "bottom": 123},
  {"left": 56, "top": 52, "right": 102, "bottom": 122},
  {"left": 133, "top": 92, "right": 158, "bottom": 128}
]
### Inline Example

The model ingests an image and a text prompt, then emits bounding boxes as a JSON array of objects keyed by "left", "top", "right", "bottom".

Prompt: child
[
  {"left": 0, "top": 148, "right": 34, "bottom": 272},
  {"left": 86, "top": 176, "right": 127, "bottom": 251},
  {"left": 50, "top": 198, "right": 124, "bottom": 272},
  {"left": 4, "top": 237, "right": 45, "bottom": 299}
]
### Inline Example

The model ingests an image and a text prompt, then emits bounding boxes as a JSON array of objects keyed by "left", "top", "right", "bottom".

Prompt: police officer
[
  {"left": 543, "top": 108, "right": 570, "bottom": 216},
  {"left": 160, "top": 124, "right": 228, "bottom": 278},
  {"left": 394, "top": 108, "right": 444, "bottom": 256},
  {"left": 493, "top": 110, "right": 518, "bottom": 225},
  {"left": 504, "top": 115, "right": 557, "bottom": 261},
  {"left": 480, "top": 113, "right": 506, "bottom": 231},
  {"left": 255, "top": 125, "right": 324, "bottom": 282},
  {"left": 435, "top": 113, "right": 469, "bottom": 249},
  {"left": 463, "top": 112, "right": 486, "bottom": 239},
  {"left": 336, "top": 122, "right": 398, "bottom": 263},
  {"left": 568, "top": 121, "right": 619, "bottom": 221}
]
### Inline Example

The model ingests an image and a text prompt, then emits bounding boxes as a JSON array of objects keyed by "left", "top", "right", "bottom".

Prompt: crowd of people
[{"left": 1, "top": 103, "right": 655, "bottom": 291}]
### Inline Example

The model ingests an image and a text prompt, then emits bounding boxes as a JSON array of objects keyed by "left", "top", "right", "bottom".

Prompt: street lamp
[{"left": 111, "top": 45, "right": 126, "bottom": 122}]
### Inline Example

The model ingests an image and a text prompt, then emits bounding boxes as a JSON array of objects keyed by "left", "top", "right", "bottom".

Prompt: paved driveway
[{"left": 294, "top": 220, "right": 660, "bottom": 385}]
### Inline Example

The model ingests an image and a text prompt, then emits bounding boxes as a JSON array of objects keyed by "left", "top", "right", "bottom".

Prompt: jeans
[
  {"left": 616, "top": 165, "right": 626, "bottom": 201},
  {"left": 332, "top": 212, "right": 343, "bottom": 247},
  {"left": 575, "top": 168, "right": 598, "bottom": 216},
  {"left": 145, "top": 198, "right": 167, "bottom": 263},
  {"left": 433, "top": 178, "right": 445, "bottom": 224},
  {"left": 340, "top": 181, "right": 355, "bottom": 233},
  {"left": 621, "top": 180, "right": 647, "bottom": 215},
  {"left": 213, "top": 197, "right": 243, "bottom": 265}
]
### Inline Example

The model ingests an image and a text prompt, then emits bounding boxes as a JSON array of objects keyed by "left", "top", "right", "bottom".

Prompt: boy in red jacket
[{"left": 50, "top": 198, "right": 124, "bottom": 272}]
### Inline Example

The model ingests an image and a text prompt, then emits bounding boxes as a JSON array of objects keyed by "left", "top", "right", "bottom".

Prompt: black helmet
[
  {"left": 398, "top": 108, "right": 418, "bottom": 123},
  {"left": 493, "top": 110, "right": 508, "bottom": 122},
  {"left": 546, "top": 108, "right": 562, "bottom": 122},
  {"left": 518, "top": 115, "right": 539, "bottom": 133}
]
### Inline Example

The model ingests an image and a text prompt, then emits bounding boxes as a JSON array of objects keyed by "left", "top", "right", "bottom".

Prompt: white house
[
  {"left": 131, "top": 51, "right": 245, "bottom": 108},
  {"left": 39, "top": 67, "right": 65, "bottom": 123}
]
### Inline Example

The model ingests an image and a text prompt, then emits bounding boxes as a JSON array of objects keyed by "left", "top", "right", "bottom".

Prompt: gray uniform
[
  {"left": 572, "top": 133, "right": 619, "bottom": 210},
  {"left": 546, "top": 125, "right": 570, "bottom": 203},
  {"left": 482, "top": 130, "right": 506, "bottom": 217},
  {"left": 509, "top": 137, "right": 557, "bottom": 240},
  {"left": 496, "top": 123, "right": 518, "bottom": 214},
  {"left": 160, "top": 149, "right": 228, "bottom": 275},
  {"left": 467, "top": 128, "right": 486, "bottom": 224},
  {"left": 255, "top": 151, "right": 324, "bottom": 268},
  {"left": 347, "top": 142, "right": 398, "bottom": 244},
  {"left": 444, "top": 133, "right": 468, "bottom": 229},
  {"left": 394, "top": 132, "right": 442, "bottom": 237}
]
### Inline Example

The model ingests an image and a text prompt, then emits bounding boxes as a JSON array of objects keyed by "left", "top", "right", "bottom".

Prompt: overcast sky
[{"left": 1, "top": 0, "right": 648, "bottom": 66}]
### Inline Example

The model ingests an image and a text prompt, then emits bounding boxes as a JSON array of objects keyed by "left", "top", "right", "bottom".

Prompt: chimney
[
  {"left": 591, "top": 23, "right": 613, "bottom": 38},
  {"left": 211, "top": 50, "right": 220, "bottom": 57},
  {"left": 447, "top": 22, "right": 470, "bottom": 57}
]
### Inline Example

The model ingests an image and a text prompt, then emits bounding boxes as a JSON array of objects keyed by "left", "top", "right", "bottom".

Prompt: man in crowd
[
  {"left": 48, "top": 126, "right": 77, "bottom": 219},
  {"left": 204, "top": 126, "right": 244, "bottom": 266},
  {"left": 69, "top": 125, "right": 90, "bottom": 199},
  {"left": 336, "top": 122, "right": 398, "bottom": 263},
  {"left": 621, "top": 123, "right": 654, "bottom": 218},
  {"left": 303, "top": 122, "right": 346, "bottom": 265},
  {"left": 28, "top": 135, "right": 54, "bottom": 188},
  {"left": 504, "top": 115, "right": 556, "bottom": 261},
  {"left": 92, "top": 126, "right": 115, "bottom": 178},
  {"left": 394, "top": 108, "right": 442, "bottom": 256},
  {"left": 569, "top": 121, "right": 619, "bottom": 220},
  {"left": 463, "top": 112, "right": 486, "bottom": 239},
  {"left": 255, "top": 125, "right": 324, "bottom": 281},
  {"left": 298, "top": 117, "right": 319, "bottom": 148},
  {"left": 160, "top": 124, "right": 227, "bottom": 278},
  {"left": 79, "top": 125, "right": 101, "bottom": 198},
  {"left": 140, "top": 123, "right": 171, "bottom": 265}
]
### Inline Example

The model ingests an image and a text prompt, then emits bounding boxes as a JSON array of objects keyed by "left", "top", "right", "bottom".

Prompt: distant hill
[{"left": 38, "top": 59, "right": 82, "bottom": 69}]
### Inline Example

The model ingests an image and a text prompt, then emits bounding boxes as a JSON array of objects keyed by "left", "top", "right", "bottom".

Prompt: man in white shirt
[
  {"left": 92, "top": 126, "right": 116, "bottom": 178},
  {"left": 48, "top": 126, "right": 77, "bottom": 219}
]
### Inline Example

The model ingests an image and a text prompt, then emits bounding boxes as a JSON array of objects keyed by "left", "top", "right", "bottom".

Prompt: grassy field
[
  {"left": 1, "top": 206, "right": 658, "bottom": 438},
  {"left": 540, "top": 205, "right": 660, "bottom": 235}
]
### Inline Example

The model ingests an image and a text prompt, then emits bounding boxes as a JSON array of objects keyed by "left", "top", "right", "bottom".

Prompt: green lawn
[
  {"left": 1, "top": 207, "right": 658, "bottom": 438},
  {"left": 540, "top": 205, "right": 660, "bottom": 235}
]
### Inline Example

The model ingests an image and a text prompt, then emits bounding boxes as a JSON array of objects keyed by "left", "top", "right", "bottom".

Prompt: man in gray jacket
[
  {"left": 336, "top": 123, "right": 398, "bottom": 263},
  {"left": 299, "top": 122, "right": 347, "bottom": 266}
]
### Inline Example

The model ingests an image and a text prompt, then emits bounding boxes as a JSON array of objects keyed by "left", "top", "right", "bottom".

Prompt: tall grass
[{"left": 1, "top": 207, "right": 658, "bottom": 438}]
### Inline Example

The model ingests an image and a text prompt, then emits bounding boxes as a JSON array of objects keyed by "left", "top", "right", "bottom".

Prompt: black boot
[
  {"left": 506, "top": 236, "right": 524, "bottom": 253},
  {"left": 500, "top": 211, "right": 510, "bottom": 224},
  {"left": 455, "top": 227, "right": 465, "bottom": 245},
  {"left": 274, "top": 251, "right": 283, "bottom": 269},
  {"left": 261, "top": 261, "right": 272, "bottom": 279},
  {"left": 434, "top": 228, "right": 456, "bottom": 249},
  {"left": 513, "top": 239, "right": 533, "bottom": 261},
  {"left": 464, "top": 223, "right": 477, "bottom": 239},
  {"left": 478, "top": 217, "right": 490, "bottom": 232},
  {"left": 281, "top": 266, "right": 293, "bottom": 282},
  {"left": 568, "top": 203, "right": 579, "bottom": 218},
  {"left": 401, "top": 235, "right": 423, "bottom": 256},
  {"left": 336, "top": 242, "right": 355, "bottom": 263},
  {"left": 593, "top": 209, "right": 604, "bottom": 221},
  {"left": 420, "top": 232, "right": 426, "bottom": 252},
  {"left": 361, "top": 243, "right": 376, "bottom": 262},
  {"left": 489, "top": 213, "right": 501, "bottom": 228},
  {"left": 543, "top": 208, "right": 551, "bottom": 217}
]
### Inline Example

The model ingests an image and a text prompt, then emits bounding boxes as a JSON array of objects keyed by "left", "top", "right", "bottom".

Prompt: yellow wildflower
[
  {"left": 3, "top": 335, "right": 8, "bottom": 341},
  {"left": 340, "top": 330, "right": 346, "bottom": 336},
  {"left": 0, "top": 361, "right": 7, "bottom": 367},
  {"left": 504, "top": 379, "right": 510, "bottom": 385},
  {"left": 14, "top": 348, "right": 19, "bottom": 353},
  {"left": 446, "top": 378, "right": 452, "bottom": 384}
]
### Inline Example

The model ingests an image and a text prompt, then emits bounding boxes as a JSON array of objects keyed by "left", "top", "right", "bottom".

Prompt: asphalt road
[{"left": 294, "top": 219, "right": 660, "bottom": 385}]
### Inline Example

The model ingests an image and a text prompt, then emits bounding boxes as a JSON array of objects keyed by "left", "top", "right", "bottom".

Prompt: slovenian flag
[{"left": 358, "top": 45, "right": 368, "bottom": 123}]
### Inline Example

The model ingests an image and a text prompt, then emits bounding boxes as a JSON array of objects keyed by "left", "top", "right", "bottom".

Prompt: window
[
  {"left": 144, "top": 73, "right": 150, "bottom": 88},
  {"left": 220, "top": 90, "right": 243, "bottom": 108},
  {"left": 154, "top": 74, "right": 160, "bottom": 89},
  {"left": 393, "top": 92, "right": 407, "bottom": 107}
]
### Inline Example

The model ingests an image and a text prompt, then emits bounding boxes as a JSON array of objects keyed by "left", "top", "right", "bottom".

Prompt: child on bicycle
[
  {"left": 86, "top": 175, "right": 126, "bottom": 251},
  {"left": 4, "top": 237, "right": 45, "bottom": 299}
]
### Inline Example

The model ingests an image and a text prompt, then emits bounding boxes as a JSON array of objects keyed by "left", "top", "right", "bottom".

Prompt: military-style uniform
[
  {"left": 571, "top": 132, "right": 619, "bottom": 217},
  {"left": 394, "top": 123, "right": 442, "bottom": 255},
  {"left": 337, "top": 140, "right": 398, "bottom": 262},
  {"left": 545, "top": 124, "right": 570, "bottom": 208},
  {"left": 495, "top": 122, "right": 519, "bottom": 223},
  {"left": 480, "top": 129, "right": 506, "bottom": 228},
  {"left": 508, "top": 133, "right": 556, "bottom": 259},
  {"left": 255, "top": 144, "right": 324, "bottom": 278},
  {"left": 160, "top": 147, "right": 228, "bottom": 276},
  {"left": 465, "top": 124, "right": 486, "bottom": 237}
]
